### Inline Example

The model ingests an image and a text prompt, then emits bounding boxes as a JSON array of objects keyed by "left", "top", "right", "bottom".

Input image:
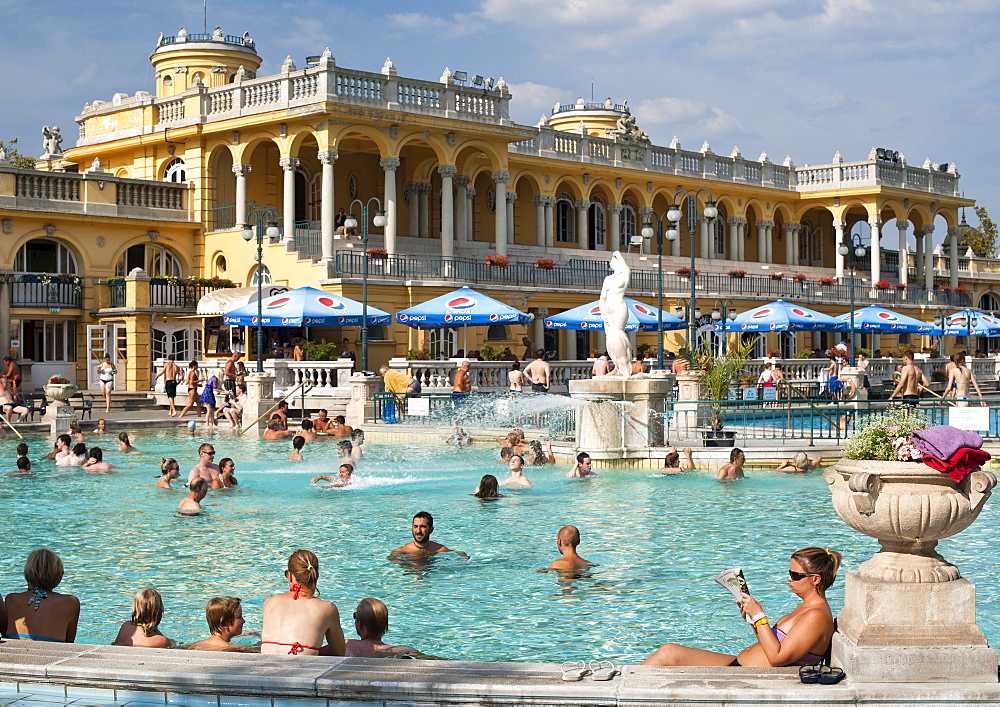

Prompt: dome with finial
[{"left": 150, "top": 27, "right": 261, "bottom": 98}]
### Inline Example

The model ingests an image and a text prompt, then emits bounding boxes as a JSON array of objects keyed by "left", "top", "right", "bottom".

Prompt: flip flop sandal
[
  {"left": 798, "top": 666, "right": 822, "bottom": 684},
  {"left": 818, "top": 666, "right": 845, "bottom": 684},
  {"left": 561, "top": 661, "right": 591, "bottom": 681},
  {"left": 589, "top": 660, "right": 620, "bottom": 681}
]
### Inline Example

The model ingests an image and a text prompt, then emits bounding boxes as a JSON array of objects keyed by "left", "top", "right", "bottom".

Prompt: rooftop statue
[
  {"left": 41, "top": 126, "right": 63, "bottom": 158},
  {"left": 606, "top": 112, "right": 649, "bottom": 143}
]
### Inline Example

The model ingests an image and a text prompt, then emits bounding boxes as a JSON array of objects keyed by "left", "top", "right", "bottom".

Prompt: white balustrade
[
  {"left": 243, "top": 80, "right": 281, "bottom": 107},
  {"left": 157, "top": 98, "right": 185, "bottom": 123},
  {"left": 390, "top": 359, "right": 592, "bottom": 394}
]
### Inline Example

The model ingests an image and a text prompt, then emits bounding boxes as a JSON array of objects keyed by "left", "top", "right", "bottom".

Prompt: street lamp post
[
  {"left": 642, "top": 190, "right": 717, "bottom": 365},
  {"left": 838, "top": 234, "right": 867, "bottom": 366},
  {"left": 674, "top": 297, "right": 702, "bottom": 341},
  {"left": 344, "top": 198, "right": 387, "bottom": 373},
  {"left": 242, "top": 220, "right": 281, "bottom": 373},
  {"left": 932, "top": 308, "right": 948, "bottom": 357},
  {"left": 664, "top": 190, "right": 717, "bottom": 347},
  {"left": 711, "top": 299, "right": 737, "bottom": 354}
]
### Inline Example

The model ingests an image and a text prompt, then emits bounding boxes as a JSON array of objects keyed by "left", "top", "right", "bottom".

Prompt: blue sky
[{"left": 1, "top": 0, "right": 997, "bottom": 239}]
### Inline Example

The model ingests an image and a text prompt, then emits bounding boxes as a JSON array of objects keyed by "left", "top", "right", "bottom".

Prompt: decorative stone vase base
[
  {"left": 833, "top": 573, "right": 997, "bottom": 683},
  {"left": 857, "top": 549, "right": 959, "bottom": 583},
  {"left": 568, "top": 376, "right": 673, "bottom": 455}
]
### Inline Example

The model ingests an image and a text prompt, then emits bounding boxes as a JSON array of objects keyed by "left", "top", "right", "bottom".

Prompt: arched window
[
  {"left": 250, "top": 264, "right": 272, "bottom": 286},
  {"left": 367, "top": 325, "right": 385, "bottom": 341},
  {"left": 115, "top": 244, "right": 181, "bottom": 278},
  {"left": 588, "top": 196, "right": 606, "bottom": 250},
  {"left": 14, "top": 239, "right": 78, "bottom": 274},
  {"left": 486, "top": 324, "right": 508, "bottom": 341},
  {"left": 620, "top": 200, "right": 636, "bottom": 248},
  {"left": 162, "top": 75, "right": 173, "bottom": 88},
  {"left": 556, "top": 193, "right": 574, "bottom": 243},
  {"left": 163, "top": 158, "right": 186, "bottom": 183}
]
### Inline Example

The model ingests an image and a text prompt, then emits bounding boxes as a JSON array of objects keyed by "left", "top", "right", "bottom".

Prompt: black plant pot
[{"left": 703, "top": 429, "right": 737, "bottom": 447}]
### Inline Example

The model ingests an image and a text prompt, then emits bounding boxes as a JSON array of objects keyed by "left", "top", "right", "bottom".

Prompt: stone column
[
  {"left": 492, "top": 171, "right": 510, "bottom": 255},
  {"left": 575, "top": 200, "right": 589, "bottom": 250},
  {"left": 243, "top": 372, "right": 276, "bottom": 432},
  {"left": 124, "top": 268, "right": 151, "bottom": 392},
  {"left": 608, "top": 203, "right": 623, "bottom": 251},
  {"left": 834, "top": 220, "right": 846, "bottom": 278},
  {"left": 506, "top": 191, "right": 517, "bottom": 244},
  {"left": 318, "top": 151, "right": 337, "bottom": 262},
  {"left": 454, "top": 176, "right": 470, "bottom": 245},
  {"left": 737, "top": 218, "right": 747, "bottom": 261},
  {"left": 897, "top": 219, "right": 909, "bottom": 286},
  {"left": 869, "top": 218, "right": 882, "bottom": 286},
  {"left": 381, "top": 157, "right": 400, "bottom": 256},
  {"left": 948, "top": 226, "right": 961, "bottom": 289},
  {"left": 533, "top": 196, "right": 547, "bottom": 247},
  {"left": 564, "top": 330, "right": 577, "bottom": 360},
  {"left": 785, "top": 223, "right": 798, "bottom": 266},
  {"left": 674, "top": 370, "right": 707, "bottom": 441},
  {"left": 418, "top": 183, "right": 431, "bottom": 238},
  {"left": 438, "top": 166, "right": 456, "bottom": 258},
  {"left": 758, "top": 220, "right": 774, "bottom": 263},
  {"left": 914, "top": 228, "right": 924, "bottom": 282},
  {"left": 345, "top": 373, "right": 383, "bottom": 426},
  {"left": 699, "top": 215, "right": 710, "bottom": 260},
  {"left": 406, "top": 184, "right": 420, "bottom": 237},
  {"left": 280, "top": 157, "right": 299, "bottom": 246},
  {"left": 544, "top": 197, "right": 555, "bottom": 247},
  {"left": 232, "top": 163, "right": 251, "bottom": 227},
  {"left": 466, "top": 188, "right": 476, "bottom": 242},
  {"left": 533, "top": 316, "right": 545, "bottom": 354},
  {"left": 924, "top": 225, "right": 935, "bottom": 291},
  {"left": 728, "top": 217, "right": 740, "bottom": 261}
]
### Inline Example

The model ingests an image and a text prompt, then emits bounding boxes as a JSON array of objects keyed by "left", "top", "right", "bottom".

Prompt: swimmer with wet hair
[
  {"left": 777, "top": 452, "right": 821, "bottom": 473},
  {"left": 82, "top": 447, "right": 116, "bottom": 473},
  {"left": 336, "top": 440, "right": 355, "bottom": 469},
  {"left": 113, "top": 588, "right": 174, "bottom": 648},
  {"left": 472, "top": 474, "right": 504, "bottom": 499},
  {"left": 289, "top": 435, "right": 305, "bottom": 461},
  {"left": 118, "top": 431, "right": 137, "bottom": 452},
  {"left": 660, "top": 446, "right": 694, "bottom": 474},
  {"left": 158, "top": 458, "right": 180, "bottom": 488},
  {"left": 260, "top": 549, "right": 345, "bottom": 656},
  {"left": 56, "top": 443, "right": 87, "bottom": 467},
  {"left": 312, "top": 464, "right": 354, "bottom": 488},
  {"left": 188, "top": 596, "right": 245, "bottom": 651},
  {"left": 178, "top": 478, "right": 209, "bottom": 515}
]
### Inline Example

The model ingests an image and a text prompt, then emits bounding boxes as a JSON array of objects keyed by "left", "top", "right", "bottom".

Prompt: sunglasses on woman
[{"left": 789, "top": 570, "right": 819, "bottom": 581}]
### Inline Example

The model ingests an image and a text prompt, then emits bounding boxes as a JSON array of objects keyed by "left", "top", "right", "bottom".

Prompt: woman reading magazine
[{"left": 641, "top": 547, "right": 841, "bottom": 667}]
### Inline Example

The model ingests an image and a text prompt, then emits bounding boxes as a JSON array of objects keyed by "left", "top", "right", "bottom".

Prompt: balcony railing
[
  {"left": 107, "top": 283, "right": 125, "bottom": 307},
  {"left": 11, "top": 277, "right": 82, "bottom": 309},
  {"left": 331, "top": 253, "right": 971, "bottom": 309}
]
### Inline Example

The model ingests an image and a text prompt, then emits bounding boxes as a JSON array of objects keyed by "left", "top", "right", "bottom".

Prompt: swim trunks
[{"left": 165, "top": 380, "right": 178, "bottom": 399}]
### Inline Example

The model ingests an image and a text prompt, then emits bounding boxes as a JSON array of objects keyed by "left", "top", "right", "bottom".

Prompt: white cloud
[
  {"left": 505, "top": 81, "right": 566, "bottom": 124},
  {"left": 387, "top": 12, "right": 480, "bottom": 38},
  {"left": 635, "top": 97, "right": 744, "bottom": 137}
]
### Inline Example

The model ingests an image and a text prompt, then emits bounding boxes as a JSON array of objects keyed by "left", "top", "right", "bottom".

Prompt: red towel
[{"left": 921, "top": 448, "right": 992, "bottom": 483}]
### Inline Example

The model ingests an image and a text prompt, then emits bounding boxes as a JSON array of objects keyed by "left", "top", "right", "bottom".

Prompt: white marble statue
[
  {"left": 41, "top": 126, "right": 63, "bottom": 157},
  {"left": 600, "top": 251, "right": 632, "bottom": 377}
]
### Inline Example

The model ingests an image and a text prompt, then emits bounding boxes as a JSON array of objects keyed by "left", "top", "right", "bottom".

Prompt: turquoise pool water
[{"left": 3, "top": 428, "right": 1000, "bottom": 664}]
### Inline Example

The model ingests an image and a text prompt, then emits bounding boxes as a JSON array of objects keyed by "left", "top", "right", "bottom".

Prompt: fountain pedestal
[
  {"left": 42, "top": 383, "right": 77, "bottom": 435},
  {"left": 568, "top": 374, "right": 673, "bottom": 457},
  {"left": 242, "top": 373, "right": 275, "bottom": 432}
]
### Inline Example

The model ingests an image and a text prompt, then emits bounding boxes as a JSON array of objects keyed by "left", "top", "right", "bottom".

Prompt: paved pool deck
[{"left": 0, "top": 640, "right": 998, "bottom": 706}]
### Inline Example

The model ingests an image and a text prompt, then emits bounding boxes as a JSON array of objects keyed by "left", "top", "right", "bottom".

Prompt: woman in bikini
[
  {"left": 178, "top": 361, "right": 204, "bottom": 419},
  {"left": 96, "top": 355, "right": 117, "bottom": 413},
  {"left": 260, "top": 549, "right": 345, "bottom": 656},
  {"left": 4, "top": 548, "right": 81, "bottom": 643},
  {"left": 641, "top": 547, "right": 840, "bottom": 667}
]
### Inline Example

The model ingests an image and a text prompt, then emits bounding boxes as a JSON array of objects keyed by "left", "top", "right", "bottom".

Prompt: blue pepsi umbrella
[
  {"left": 943, "top": 309, "right": 1000, "bottom": 336},
  {"left": 395, "top": 286, "right": 531, "bottom": 329},
  {"left": 222, "top": 286, "right": 391, "bottom": 327},
  {"left": 544, "top": 298, "right": 684, "bottom": 332},
  {"left": 721, "top": 300, "right": 846, "bottom": 332},
  {"left": 837, "top": 305, "right": 940, "bottom": 335}
]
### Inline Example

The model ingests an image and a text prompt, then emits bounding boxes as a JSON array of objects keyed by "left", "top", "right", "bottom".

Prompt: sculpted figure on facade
[
  {"left": 607, "top": 112, "right": 649, "bottom": 143},
  {"left": 41, "top": 126, "right": 63, "bottom": 157},
  {"left": 600, "top": 251, "right": 632, "bottom": 377}
]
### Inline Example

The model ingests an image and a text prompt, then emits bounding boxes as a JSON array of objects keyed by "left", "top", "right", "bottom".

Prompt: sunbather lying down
[{"left": 640, "top": 547, "right": 841, "bottom": 667}]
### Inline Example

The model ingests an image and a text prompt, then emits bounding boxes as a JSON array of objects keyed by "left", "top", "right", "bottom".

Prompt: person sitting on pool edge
[
  {"left": 549, "top": 525, "right": 595, "bottom": 571},
  {"left": 4, "top": 548, "right": 81, "bottom": 642},
  {"left": 640, "top": 547, "right": 841, "bottom": 667},
  {"left": 390, "top": 512, "right": 468, "bottom": 559},
  {"left": 659, "top": 446, "right": 694, "bottom": 474},
  {"left": 261, "top": 549, "right": 345, "bottom": 656},
  {"left": 188, "top": 596, "right": 245, "bottom": 651},
  {"left": 112, "top": 588, "right": 174, "bottom": 648},
  {"left": 289, "top": 435, "right": 306, "bottom": 462},
  {"left": 716, "top": 448, "right": 745, "bottom": 480},
  {"left": 777, "top": 452, "right": 822, "bottom": 473}
]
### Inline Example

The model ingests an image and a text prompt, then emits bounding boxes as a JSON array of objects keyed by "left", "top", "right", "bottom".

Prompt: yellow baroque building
[{"left": 3, "top": 28, "right": 991, "bottom": 391}]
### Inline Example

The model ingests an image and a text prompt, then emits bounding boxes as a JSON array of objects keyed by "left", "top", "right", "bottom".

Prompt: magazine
[{"left": 714, "top": 568, "right": 750, "bottom": 600}]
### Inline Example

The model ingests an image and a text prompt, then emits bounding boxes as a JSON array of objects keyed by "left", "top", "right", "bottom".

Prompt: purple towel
[{"left": 911, "top": 425, "right": 983, "bottom": 460}]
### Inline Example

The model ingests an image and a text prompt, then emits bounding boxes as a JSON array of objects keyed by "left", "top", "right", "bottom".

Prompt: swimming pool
[{"left": 3, "top": 428, "right": 1000, "bottom": 664}]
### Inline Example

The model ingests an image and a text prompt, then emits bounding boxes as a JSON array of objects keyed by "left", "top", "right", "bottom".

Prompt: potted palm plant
[{"left": 691, "top": 335, "right": 758, "bottom": 446}]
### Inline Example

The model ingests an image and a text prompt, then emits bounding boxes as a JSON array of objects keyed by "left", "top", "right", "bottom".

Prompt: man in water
[
  {"left": 524, "top": 350, "right": 551, "bottom": 393},
  {"left": 566, "top": 452, "right": 598, "bottom": 479},
  {"left": 549, "top": 525, "right": 595, "bottom": 571},
  {"left": 776, "top": 451, "right": 822, "bottom": 473},
  {"left": 716, "top": 447, "right": 746, "bottom": 480},
  {"left": 188, "top": 443, "right": 221, "bottom": 485},
  {"left": 888, "top": 350, "right": 930, "bottom": 405},
  {"left": 298, "top": 419, "right": 318, "bottom": 442},
  {"left": 154, "top": 355, "right": 182, "bottom": 417},
  {"left": 263, "top": 419, "right": 292, "bottom": 441},
  {"left": 501, "top": 454, "right": 532, "bottom": 488},
  {"left": 947, "top": 352, "right": 986, "bottom": 407},
  {"left": 390, "top": 512, "right": 468, "bottom": 558},
  {"left": 178, "top": 478, "right": 209, "bottom": 515},
  {"left": 452, "top": 360, "right": 472, "bottom": 404},
  {"left": 313, "top": 409, "right": 333, "bottom": 433},
  {"left": 288, "top": 435, "right": 306, "bottom": 461},
  {"left": 312, "top": 464, "right": 354, "bottom": 488}
]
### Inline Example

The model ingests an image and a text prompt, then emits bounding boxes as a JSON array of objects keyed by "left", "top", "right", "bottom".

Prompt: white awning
[{"left": 196, "top": 286, "right": 290, "bottom": 316}]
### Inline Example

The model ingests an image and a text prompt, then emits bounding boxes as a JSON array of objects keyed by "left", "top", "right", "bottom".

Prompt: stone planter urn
[
  {"left": 825, "top": 457, "right": 998, "bottom": 683},
  {"left": 42, "top": 382, "right": 78, "bottom": 435}
]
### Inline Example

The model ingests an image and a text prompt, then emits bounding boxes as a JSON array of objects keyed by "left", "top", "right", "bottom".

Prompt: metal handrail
[
  {"left": 0, "top": 411, "right": 24, "bottom": 439},
  {"left": 238, "top": 379, "right": 314, "bottom": 435}
]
